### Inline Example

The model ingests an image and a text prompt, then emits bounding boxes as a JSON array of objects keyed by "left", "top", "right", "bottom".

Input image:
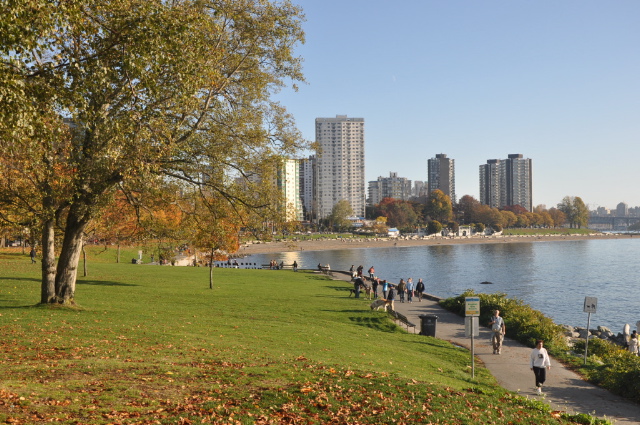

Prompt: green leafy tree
[
  {"left": 558, "top": 196, "right": 589, "bottom": 228},
  {"left": 0, "top": 0, "right": 306, "bottom": 304},
  {"left": 424, "top": 190, "right": 453, "bottom": 223},
  {"left": 456, "top": 195, "right": 480, "bottom": 224},
  {"left": 427, "top": 220, "right": 443, "bottom": 235},
  {"left": 327, "top": 200, "right": 353, "bottom": 232}
]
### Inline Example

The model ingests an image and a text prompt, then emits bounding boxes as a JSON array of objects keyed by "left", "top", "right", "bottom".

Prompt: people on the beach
[
  {"left": 489, "top": 309, "right": 506, "bottom": 355},
  {"left": 397, "top": 279, "right": 406, "bottom": 303},
  {"left": 406, "top": 278, "right": 414, "bottom": 303},
  {"left": 530, "top": 339, "right": 551, "bottom": 395},
  {"left": 416, "top": 278, "right": 425, "bottom": 301}
]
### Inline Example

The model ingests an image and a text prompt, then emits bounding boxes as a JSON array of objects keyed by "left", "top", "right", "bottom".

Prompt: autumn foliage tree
[
  {"left": 0, "top": 0, "right": 306, "bottom": 304},
  {"left": 373, "top": 198, "right": 420, "bottom": 230}
]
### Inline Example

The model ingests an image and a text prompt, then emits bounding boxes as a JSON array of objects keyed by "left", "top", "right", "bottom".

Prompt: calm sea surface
[{"left": 243, "top": 238, "right": 640, "bottom": 332}]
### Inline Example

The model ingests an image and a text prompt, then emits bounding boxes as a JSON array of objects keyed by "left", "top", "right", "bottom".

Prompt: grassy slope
[{"left": 0, "top": 247, "right": 576, "bottom": 424}]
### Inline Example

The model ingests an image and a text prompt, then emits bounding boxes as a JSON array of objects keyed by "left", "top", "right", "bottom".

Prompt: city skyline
[{"left": 275, "top": 0, "right": 640, "bottom": 210}]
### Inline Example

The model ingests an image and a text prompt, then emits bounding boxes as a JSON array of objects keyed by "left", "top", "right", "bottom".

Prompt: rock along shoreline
[{"left": 238, "top": 232, "right": 634, "bottom": 256}]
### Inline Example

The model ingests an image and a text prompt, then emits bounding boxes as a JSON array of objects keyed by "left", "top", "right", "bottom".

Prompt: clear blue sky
[{"left": 275, "top": 0, "right": 640, "bottom": 210}]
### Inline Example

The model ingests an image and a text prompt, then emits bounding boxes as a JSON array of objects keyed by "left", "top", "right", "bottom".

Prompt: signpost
[
  {"left": 583, "top": 297, "right": 597, "bottom": 365},
  {"left": 465, "top": 297, "right": 480, "bottom": 378}
]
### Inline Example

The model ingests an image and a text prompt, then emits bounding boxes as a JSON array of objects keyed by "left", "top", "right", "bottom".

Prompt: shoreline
[{"left": 238, "top": 232, "right": 634, "bottom": 256}]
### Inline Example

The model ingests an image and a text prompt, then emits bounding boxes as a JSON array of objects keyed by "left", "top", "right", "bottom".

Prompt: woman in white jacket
[{"left": 530, "top": 339, "right": 551, "bottom": 395}]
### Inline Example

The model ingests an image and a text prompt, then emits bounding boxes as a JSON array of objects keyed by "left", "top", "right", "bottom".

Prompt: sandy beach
[{"left": 238, "top": 232, "right": 632, "bottom": 256}]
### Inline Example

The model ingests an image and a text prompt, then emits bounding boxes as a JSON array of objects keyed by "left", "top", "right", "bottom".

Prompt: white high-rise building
[
  {"left": 315, "top": 115, "right": 365, "bottom": 219},
  {"left": 278, "top": 159, "right": 303, "bottom": 222},
  {"left": 367, "top": 172, "right": 412, "bottom": 205}
]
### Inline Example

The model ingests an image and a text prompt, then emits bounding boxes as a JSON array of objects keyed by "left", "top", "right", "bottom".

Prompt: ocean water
[{"left": 242, "top": 238, "right": 640, "bottom": 332}]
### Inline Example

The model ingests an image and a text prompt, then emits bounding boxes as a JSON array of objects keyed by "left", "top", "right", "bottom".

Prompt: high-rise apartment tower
[
  {"left": 427, "top": 154, "right": 456, "bottom": 203},
  {"left": 315, "top": 115, "right": 365, "bottom": 219},
  {"left": 479, "top": 154, "right": 532, "bottom": 211}
]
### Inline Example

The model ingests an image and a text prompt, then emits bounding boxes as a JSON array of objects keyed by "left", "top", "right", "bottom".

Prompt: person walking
[
  {"left": 397, "top": 279, "right": 406, "bottom": 303},
  {"left": 386, "top": 284, "right": 395, "bottom": 311},
  {"left": 415, "top": 278, "right": 425, "bottom": 302},
  {"left": 530, "top": 339, "right": 551, "bottom": 395},
  {"left": 29, "top": 247, "right": 36, "bottom": 264},
  {"left": 293, "top": 261, "right": 298, "bottom": 272},
  {"left": 489, "top": 309, "right": 506, "bottom": 354},
  {"left": 372, "top": 277, "right": 380, "bottom": 298},
  {"left": 406, "top": 278, "right": 414, "bottom": 303},
  {"left": 382, "top": 280, "right": 388, "bottom": 299}
]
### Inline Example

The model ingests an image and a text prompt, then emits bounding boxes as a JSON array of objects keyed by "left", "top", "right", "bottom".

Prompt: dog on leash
[
  {"left": 370, "top": 299, "right": 391, "bottom": 311},
  {"left": 349, "top": 284, "right": 372, "bottom": 299}
]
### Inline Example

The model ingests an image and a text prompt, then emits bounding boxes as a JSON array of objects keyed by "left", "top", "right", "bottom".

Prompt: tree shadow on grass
[
  {"left": 348, "top": 315, "right": 398, "bottom": 333},
  {"left": 0, "top": 277, "right": 40, "bottom": 284},
  {"left": 305, "top": 275, "right": 332, "bottom": 282},
  {"left": 77, "top": 279, "right": 138, "bottom": 287},
  {"left": 325, "top": 285, "right": 351, "bottom": 293}
]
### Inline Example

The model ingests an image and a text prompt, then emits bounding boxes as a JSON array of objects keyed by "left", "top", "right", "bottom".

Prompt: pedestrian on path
[
  {"left": 372, "top": 277, "right": 379, "bottom": 298},
  {"left": 489, "top": 309, "right": 506, "bottom": 354},
  {"left": 530, "top": 339, "right": 551, "bottom": 395},
  {"left": 406, "top": 278, "right": 414, "bottom": 303},
  {"left": 415, "top": 278, "right": 425, "bottom": 301},
  {"left": 397, "top": 279, "right": 406, "bottom": 303},
  {"left": 382, "top": 280, "right": 388, "bottom": 299},
  {"left": 386, "top": 284, "right": 395, "bottom": 311}
]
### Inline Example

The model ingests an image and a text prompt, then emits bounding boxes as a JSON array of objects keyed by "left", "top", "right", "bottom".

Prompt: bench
[{"left": 388, "top": 310, "right": 417, "bottom": 333}]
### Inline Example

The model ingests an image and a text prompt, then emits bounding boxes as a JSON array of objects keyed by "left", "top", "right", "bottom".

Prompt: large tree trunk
[
  {"left": 55, "top": 211, "right": 89, "bottom": 304},
  {"left": 40, "top": 219, "right": 56, "bottom": 304}
]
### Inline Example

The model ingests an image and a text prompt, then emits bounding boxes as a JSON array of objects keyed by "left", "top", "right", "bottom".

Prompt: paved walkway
[{"left": 332, "top": 272, "right": 640, "bottom": 424}]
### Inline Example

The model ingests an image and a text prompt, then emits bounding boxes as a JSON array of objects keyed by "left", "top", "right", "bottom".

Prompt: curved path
[{"left": 331, "top": 271, "right": 640, "bottom": 424}]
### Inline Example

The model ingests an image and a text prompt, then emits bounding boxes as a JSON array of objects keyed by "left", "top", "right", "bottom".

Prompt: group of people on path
[
  {"left": 348, "top": 264, "right": 426, "bottom": 307},
  {"left": 490, "top": 309, "right": 552, "bottom": 395}
]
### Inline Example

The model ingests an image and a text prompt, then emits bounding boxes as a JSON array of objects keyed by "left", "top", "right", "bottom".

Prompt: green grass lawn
[{"left": 0, "top": 247, "right": 589, "bottom": 424}]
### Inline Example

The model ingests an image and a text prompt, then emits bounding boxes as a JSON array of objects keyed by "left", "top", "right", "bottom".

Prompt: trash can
[{"left": 419, "top": 315, "right": 438, "bottom": 337}]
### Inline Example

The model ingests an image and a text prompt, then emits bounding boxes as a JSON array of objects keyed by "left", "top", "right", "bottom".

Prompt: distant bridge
[{"left": 588, "top": 216, "right": 640, "bottom": 230}]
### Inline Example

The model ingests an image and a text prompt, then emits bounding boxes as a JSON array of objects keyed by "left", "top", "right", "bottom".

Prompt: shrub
[
  {"left": 427, "top": 220, "right": 442, "bottom": 235},
  {"left": 440, "top": 290, "right": 567, "bottom": 352},
  {"left": 441, "top": 291, "right": 640, "bottom": 404}
]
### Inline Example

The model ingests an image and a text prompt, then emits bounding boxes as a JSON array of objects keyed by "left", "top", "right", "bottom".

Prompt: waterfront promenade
[{"left": 330, "top": 271, "right": 640, "bottom": 425}]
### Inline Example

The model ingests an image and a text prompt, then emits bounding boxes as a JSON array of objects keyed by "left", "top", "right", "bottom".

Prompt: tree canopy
[
  {"left": 0, "top": 0, "right": 306, "bottom": 304},
  {"left": 327, "top": 200, "right": 353, "bottom": 231}
]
